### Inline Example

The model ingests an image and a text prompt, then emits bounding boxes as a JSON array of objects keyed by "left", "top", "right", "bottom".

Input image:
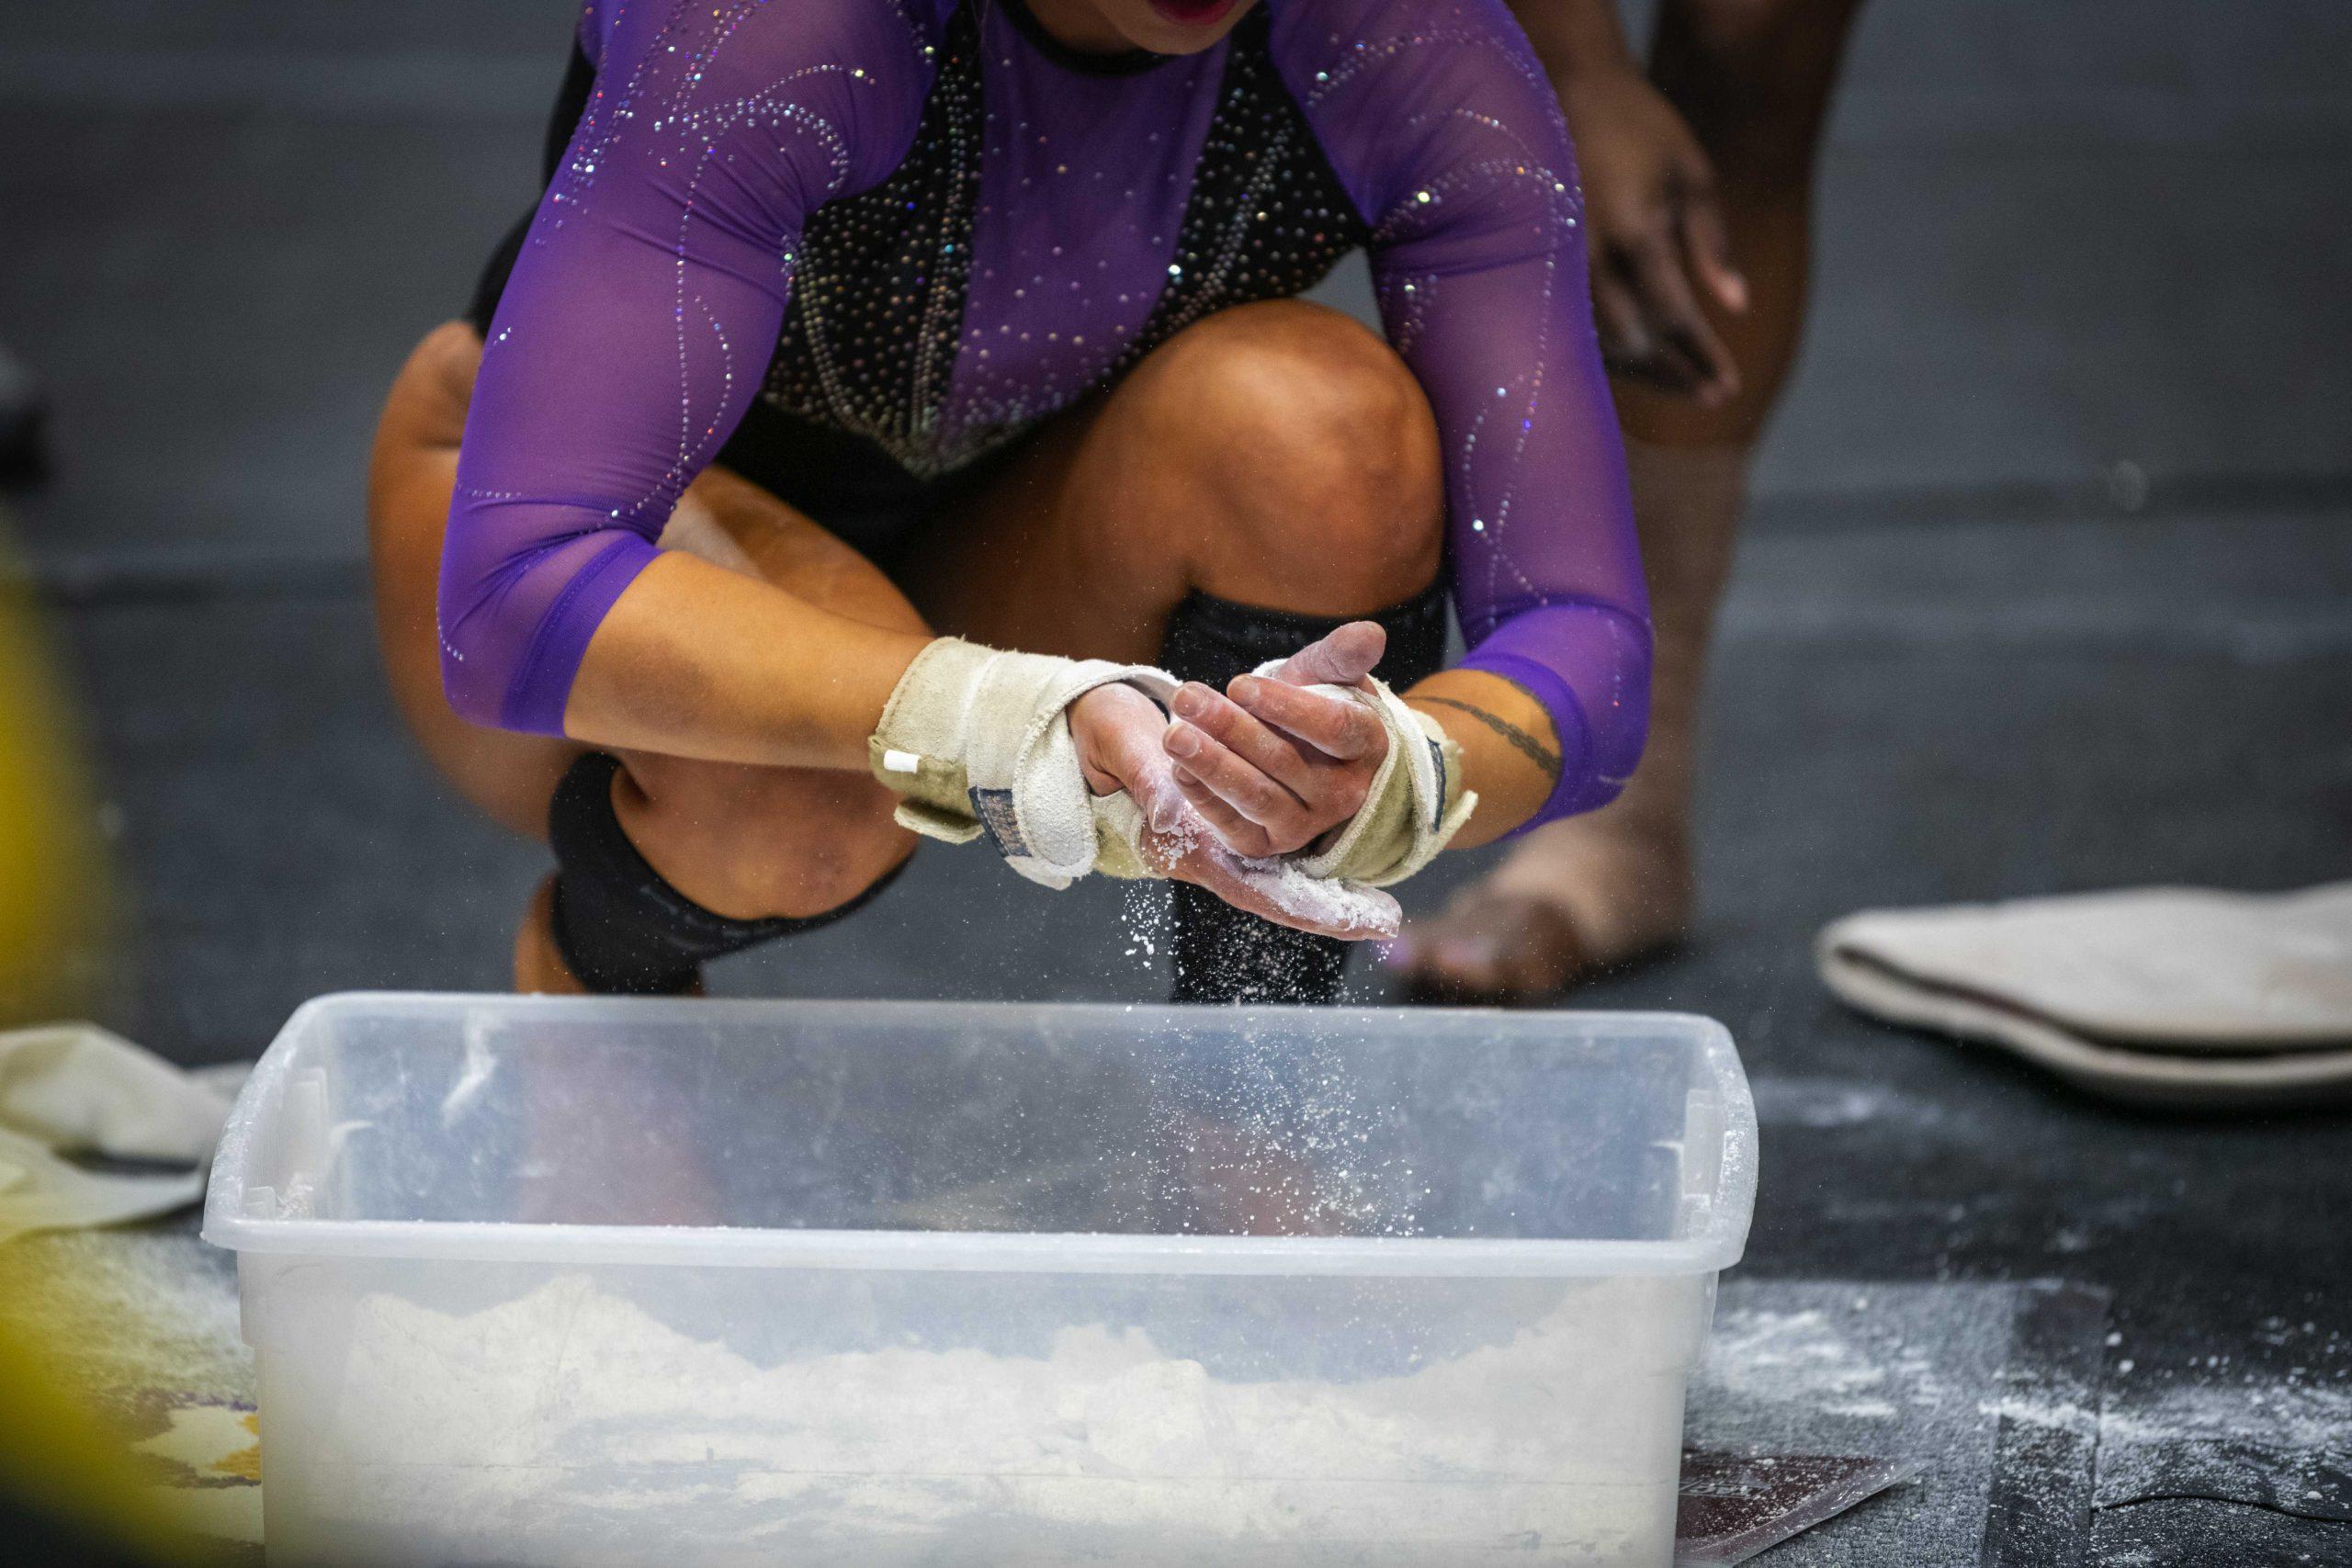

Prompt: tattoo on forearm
[{"left": 1416, "top": 696, "right": 1563, "bottom": 784}]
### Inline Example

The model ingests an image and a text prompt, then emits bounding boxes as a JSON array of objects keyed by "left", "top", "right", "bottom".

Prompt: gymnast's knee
[
  {"left": 1148, "top": 301, "right": 1444, "bottom": 613},
  {"left": 614, "top": 751, "right": 914, "bottom": 924}
]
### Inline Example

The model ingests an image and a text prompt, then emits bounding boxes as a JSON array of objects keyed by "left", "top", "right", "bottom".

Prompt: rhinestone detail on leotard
[{"left": 754, "top": 5, "right": 1363, "bottom": 478}]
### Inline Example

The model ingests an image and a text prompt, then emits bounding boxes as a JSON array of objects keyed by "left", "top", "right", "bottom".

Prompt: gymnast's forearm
[
  {"left": 559, "top": 551, "right": 927, "bottom": 772},
  {"left": 1404, "top": 668, "right": 1565, "bottom": 849}
]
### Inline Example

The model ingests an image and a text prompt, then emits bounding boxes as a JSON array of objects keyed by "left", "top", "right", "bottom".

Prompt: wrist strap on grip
[
  {"left": 869, "top": 637, "right": 1179, "bottom": 888},
  {"left": 1266, "top": 666, "right": 1476, "bottom": 887}
]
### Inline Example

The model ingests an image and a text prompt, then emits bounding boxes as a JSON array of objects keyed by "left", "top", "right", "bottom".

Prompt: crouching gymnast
[{"left": 367, "top": 0, "right": 1651, "bottom": 1004}]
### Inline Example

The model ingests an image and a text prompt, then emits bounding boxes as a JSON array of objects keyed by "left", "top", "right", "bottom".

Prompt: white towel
[
  {"left": 0, "top": 1022, "right": 241, "bottom": 1243},
  {"left": 1815, "top": 883, "right": 2352, "bottom": 1107}
]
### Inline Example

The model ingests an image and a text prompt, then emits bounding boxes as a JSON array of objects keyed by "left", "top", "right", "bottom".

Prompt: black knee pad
[
  {"left": 1159, "top": 581, "right": 1448, "bottom": 1005},
  {"left": 547, "top": 752, "right": 903, "bottom": 995},
  {"left": 1159, "top": 582, "right": 1448, "bottom": 700}
]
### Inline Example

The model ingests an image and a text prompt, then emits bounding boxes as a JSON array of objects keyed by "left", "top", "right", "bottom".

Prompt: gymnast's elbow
[
  {"left": 435, "top": 618, "right": 510, "bottom": 731},
  {"left": 1566, "top": 647, "right": 1656, "bottom": 819},
  {"left": 1592, "top": 643, "right": 1657, "bottom": 811},
  {"left": 1582, "top": 727, "right": 1644, "bottom": 815},
  {"left": 432, "top": 543, "right": 519, "bottom": 731}
]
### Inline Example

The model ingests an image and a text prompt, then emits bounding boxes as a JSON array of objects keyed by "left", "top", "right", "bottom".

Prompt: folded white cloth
[
  {"left": 1816, "top": 883, "right": 2352, "bottom": 1107},
  {"left": 0, "top": 1022, "right": 241, "bottom": 1243}
]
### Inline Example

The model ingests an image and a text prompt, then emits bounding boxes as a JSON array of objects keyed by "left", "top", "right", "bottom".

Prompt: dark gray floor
[{"left": 6, "top": 2, "right": 2350, "bottom": 1562}]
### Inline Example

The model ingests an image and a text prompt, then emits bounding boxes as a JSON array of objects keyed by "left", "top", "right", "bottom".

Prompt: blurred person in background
[{"left": 1396, "top": 0, "right": 1867, "bottom": 997}]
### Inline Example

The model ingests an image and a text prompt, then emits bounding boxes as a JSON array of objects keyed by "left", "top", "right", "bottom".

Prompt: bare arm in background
[{"left": 1507, "top": 0, "right": 1749, "bottom": 404}]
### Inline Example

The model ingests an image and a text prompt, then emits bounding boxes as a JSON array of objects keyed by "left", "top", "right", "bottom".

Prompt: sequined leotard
[{"left": 446, "top": 0, "right": 1650, "bottom": 828}]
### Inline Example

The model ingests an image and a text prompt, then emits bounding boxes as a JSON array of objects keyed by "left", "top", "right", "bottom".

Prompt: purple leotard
[{"left": 444, "top": 0, "right": 1650, "bottom": 827}]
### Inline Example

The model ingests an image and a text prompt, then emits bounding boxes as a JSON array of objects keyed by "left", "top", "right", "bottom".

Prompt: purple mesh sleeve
[
  {"left": 1273, "top": 0, "right": 1653, "bottom": 827},
  {"left": 438, "top": 0, "right": 937, "bottom": 735}
]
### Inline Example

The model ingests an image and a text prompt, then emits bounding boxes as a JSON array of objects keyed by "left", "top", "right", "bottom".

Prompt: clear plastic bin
[{"left": 204, "top": 993, "right": 1754, "bottom": 1567}]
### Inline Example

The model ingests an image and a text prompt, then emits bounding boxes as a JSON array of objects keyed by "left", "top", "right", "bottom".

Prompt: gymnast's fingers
[
  {"left": 1263, "top": 621, "right": 1385, "bottom": 688},
  {"left": 1165, "top": 719, "right": 1304, "bottom": 834},
  {"left": 1169, "top": 681, "right": 1316, "bottom": 796},
  {"left": 1227, "top": 673, "right": 1386, "bottom": 763},
  {"left": 1169, "top": 764, "right": 1273, "bottom": 857}
]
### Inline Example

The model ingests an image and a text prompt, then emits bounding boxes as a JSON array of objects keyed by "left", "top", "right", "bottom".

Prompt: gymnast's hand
[
  {"left": 1157, "top": 621, "right": 1393, "bottom": 861},
  {"left": 1069, "top": 680, "right": 1394, "bottom": 940}
]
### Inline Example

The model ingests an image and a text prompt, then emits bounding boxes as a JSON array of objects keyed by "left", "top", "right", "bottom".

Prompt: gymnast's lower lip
[{"left": 1148, "top": 0, "right": 1238, "bottom": 27}]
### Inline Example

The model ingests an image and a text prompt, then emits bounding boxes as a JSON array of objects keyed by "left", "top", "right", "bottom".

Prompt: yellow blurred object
[
  {"left": 0, "top": 507, "right": 201, "bottom": 1562},
  {"left": 0, "top": 503, "right": 114, "bottom": 1024},
  {"left": 0, "top": 1312, "right": 218, "bottom": 1564}
]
